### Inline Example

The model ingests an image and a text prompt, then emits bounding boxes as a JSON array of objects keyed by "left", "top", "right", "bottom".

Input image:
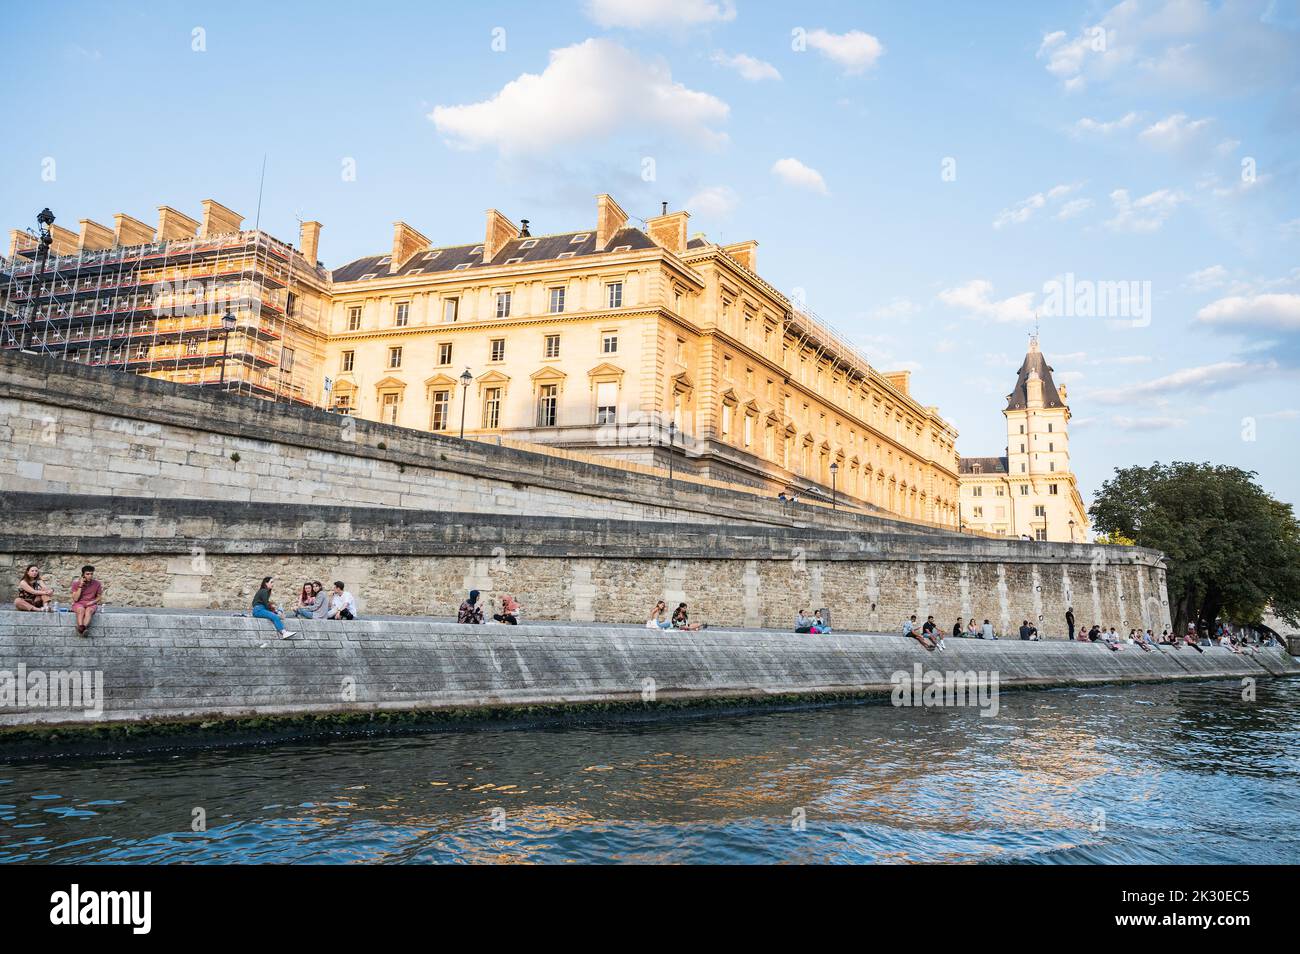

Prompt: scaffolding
[{"left": 0, "top": 229, "right": 318, "bottom": 405}]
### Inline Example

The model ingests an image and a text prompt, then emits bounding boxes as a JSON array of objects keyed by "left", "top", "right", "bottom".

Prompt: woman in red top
[{"left": 71, "top": 565, "right": 104, "bottom": 637}]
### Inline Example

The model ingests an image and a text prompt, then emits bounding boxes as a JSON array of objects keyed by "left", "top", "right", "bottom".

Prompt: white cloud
[
  {"left": 869, "top": 296, "right": 921, "bottom": 320},
  {"left": 1216, "top": 138, "right": 1241, "bottom": 156},
  {"left": 1196, "top": 293, "right": 1300, "bottom": 332},
  {"left": 993, "top": 183, "right": 1084, "bottom": 228},
  {"left": 1055, "top": 197, "right": 1095, "bottom": 221},
  {"left": 429, "top": 39, "right": 729, "bottom": 156},
  {"left": 803, "top": 29, "right": 885, "bottom": 74},
  {"left": 1184, "top": 264, "right": 1228, "bottom": 292},
  {"left": 711, "top": 50, "right": 781, "bottom": 81},
  {"left": 1111, "top": 415, "right": 1188, "bottom": 430},
  {"left": 685, "top": 185, "right": 739, "bottom": 218},
  {"left": 1090, "top": 361, "right": 1272, "bottom": 403},
  {"left": 771, "top": 157, "right": 829, "bottom": 195},
  {"left": 585, "top": 0, "right": 736, "bottom": 29},
  {"left": 1038, "top": 0, "right": 1299, "bottom": 95},
  {"left": 1073, "top": 112, "right": 1141, "bottom": 135},
  {"left": 938, "top": 280, "right": 1036, "bottom": 324},
  {"left": 1104, "top": 187, "right": 1185, "bottom": 232},
  {"left": 1139, "top": 112, "right": 1213, "bottom": 149}
]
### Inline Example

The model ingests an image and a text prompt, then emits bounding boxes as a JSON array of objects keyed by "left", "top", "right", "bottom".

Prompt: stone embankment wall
[
  {"left": 1, "top": 613, "right": 1294, "bottom": 736},
  {"left": 1, "top": 493, "right": 1171, "bottom": 636}
]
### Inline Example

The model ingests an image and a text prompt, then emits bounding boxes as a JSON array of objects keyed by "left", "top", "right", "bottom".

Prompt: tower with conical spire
[{"left": 957, "top": 335, "right": 1089, "bottom": 542}]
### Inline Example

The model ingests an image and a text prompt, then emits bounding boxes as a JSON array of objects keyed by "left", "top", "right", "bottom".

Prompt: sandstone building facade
[
  {"left": 3, "top": 194, "right": 960, "bottom": 526},
  {"left": 958, "top": 338, "right": 1089, "bottom": 542}
]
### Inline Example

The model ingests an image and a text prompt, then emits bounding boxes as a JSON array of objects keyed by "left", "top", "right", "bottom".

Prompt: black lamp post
[
  {"left": 19, "top": 209, "right": 55, "bottom": 352},
  {"left": 459, "top": 367, "right": 473, "bottom": 439},
  {"left": 218, "top": 310, "right": 236, "bottom": 386},
  {"left": 830, "top": 460, "right": 839, "bottom": 511}
]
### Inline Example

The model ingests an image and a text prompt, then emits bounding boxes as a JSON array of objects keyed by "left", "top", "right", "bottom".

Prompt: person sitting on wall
[
  {"left": 980, "top": 619, "right": 996, "bottom": 640},
  {"left": 70, "top": 565, "right": 106, "bottom": 638},
  {"left": 921, "top": 615, "right": 944, "bottom": 650},
  {"left": 1088, "top": 624, "right": 1102, "bottom": 642},
  {"left": 967, "top": 618, "right": 980, "bottom": 638},
  {"left": 1019, "top": 619, "right": 1033, "bottom": 640},
  {"left": 905, "top": 615, "right": 936, "bottom": 651},
  {"left": 794, "top": 610, "right": 814, "bottom": 634},
  {"left": 1076, "top": 626, "right": 1089, "bottom": 641},
  {"left": 327, "top": 581, "right": 357, "bottom": 620},
  {"left": 457, "top": 590, "right": 484, "bottom": 624},
  {"left": 811, "top": 610, "right": 830, "bottom": 634},
  {"left": 671, "top": 603, "right": 706, "bottom": 631},
  {"left": 252, "top": 575, "right": 295, "bottom": 640},
  {"left": 953, "top": 618, "right": 965, "bottom": 640},
  {"left": 646, "top": 599, "right": 673, "bottom": 630},
  {"left": 493, "top": 594, "right": 521, "bottom": 625},
  {"left": 294, "top": 581, "right": 329, "bottom": 620},
  {"left": 15, "top": 564, "right": 55, "bottom": 612}
]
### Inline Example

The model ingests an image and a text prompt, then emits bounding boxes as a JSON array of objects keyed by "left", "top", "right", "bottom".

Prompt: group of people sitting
[
  {"left": 794, "top": 610, "right": 831, "bottom": 634},
  {"left": 646, "top": 599, "right": 707, "bottom": 631},
  {"left": 251, "top": 577, "right": 358, "bottom": 640},
  {"left": 457, "top": 590, "right": 524, "bottom": 625},
  {"left": 13, "top": 563, "right": 104, "bottom": 637}
]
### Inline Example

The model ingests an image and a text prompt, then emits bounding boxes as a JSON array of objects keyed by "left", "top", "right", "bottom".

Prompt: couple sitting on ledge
[
  {"left": 458, "top": 590, "right": 522, "bottom": 625},
  {"left": 14, "top": 563, "right": 104, "bottom": 637},
  {"left": 252, "top": 577, "right": 357, "bottom": 640}
]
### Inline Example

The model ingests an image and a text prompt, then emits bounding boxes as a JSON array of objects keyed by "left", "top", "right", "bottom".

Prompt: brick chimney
[
  {"left": 299, "top": 220, "right": 323, "bottom": 265},
  {"left": 78, "top": 219, "right": 115, "bottom": 251},
  {"left": 200, "top": 199, "right": 244, "bottom": 237},
  {"left": 723, "top": 240, "right": 758, "bottom": 271},
  {"left": 8, "top": 230, "right": 36, "bottom": 258},
  {"left": 595, "top": 194, "right": 628, "bottom": 249},
  {"left": 113, "top": 213, "right": 155, "bottom": 246},
  {"left": 391, "top": 221, "right": 429, "bottom": 273},
  {"left": 883, "top": 370, "right": 911, "bottom": 397},
  {"left": 49, "top": 225, "right": 80, "bottom": 255},
  {"left": 483, "top": 209, "right": 516, "bottom": 264},
  {"left": 157, "top": 206, "right": 199, "bottom": 241},
  {"left": 646, "top": 208, "right": 690, "bottom": 256}
]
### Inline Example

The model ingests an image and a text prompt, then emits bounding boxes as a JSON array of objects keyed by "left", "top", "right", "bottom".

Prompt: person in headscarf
[
  {"left": 458, "top": 589, "right": 484, "bottom": 624},
  {"left": 493, "top": 594, "right": 520, "bottom": 625}
]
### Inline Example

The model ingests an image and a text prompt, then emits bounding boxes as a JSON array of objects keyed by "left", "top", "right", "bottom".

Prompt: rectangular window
[
  {"left": 537, "top": 384, "right": 558, "bottom": 427},
  {"left": 595, "top": 381, "right": 617, "bottom": 425},
  {"left": 1048, "top": 422, "right": 1054, "bottom": 432},
  {"left": 602, "top": 333, "right": 618, "bottom": 354},
  {"left": 973, "top": 507, "right": 984, "bottom": 518},
  {"left": 1034, "top": 505, "right": 1046, "bottom": 517},
  {"left": 443, "top": 298, "right": 459, "bottom": 323},
  {"left": 1049, "top": 484, "right": 1059, "bottom": 495},
  {"left": 340, "top": 350, "right": 354, "bottom": 372},
  {"left": 495, "top": 291, "right": 511, "bottom": 318},
  {"left": 394, "top": 302, "right": 409, "bottom": 327},
  {"left": 490, "top": 338, "right": 505, "bottom": 362},
  {"left": 544, "top": 334, "right": 560, "bottom": 358},
  {"left": 721, "top": 403, "right": 733, "bottom": 438},
  {"left": 280, "top": 347, "right": 295, "bottom": 372},
  {"left": 381, "top": 392, "right": 400, "bottom": 424},
  {"left": 1019, "top": 485, "right": 1030, "bottom": 495},
  {"left": 972, "top": 486, "right": 982, "bottom": 497},
  {"left": 347, "top": 306, "right": 362, "bottom": 331},
  {"left": 606, "top": 282, "right": 622, "bottom": 309},
  {"left": 285, "top": 292, "right": 297, "bottom": 317},
  {"left": 743, "top": 414, "right": 754, "bottom": 447},
  {"left": 482, "top": 387, "right": 502, "bottom": 429},
  {"left": 548, "top": 287, "right": 566, "bottom": 314},
  {"left": 438, "top": 343, "right": 452, "bottom": 366},
  {"left": 388, "top": 346, "right": 402, "bottom": 369},
  {"left": 430, "top": 390, "right": 450, "bottom": 430},
  {"left": 1036, "top": 528, "right": 1048, "bottom": 541}
]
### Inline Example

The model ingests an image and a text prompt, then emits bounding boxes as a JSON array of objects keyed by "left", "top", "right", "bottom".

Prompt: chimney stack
[
  {"left": 646, "top": 207, "right": 690, "bottom": 256},
  {"left": 157, "top": 206, "right": 199, "bottom": 241},
  {"left": 113, "top": 213, "right": 155, "bottom": 247},
  {"left": 299, "top": 220, "right": 323, "bottom": 265},
  {"left": 595, "top": 194, "right": 628, "bottom": 249},
  {"left": 391, "top": 221, "right": 430, "bottom": 273},
  {"left": 200, "top": 199, "right": 244, "bottom": 237},
  {"left": 78, "top": 219, "right": 114, "bottom": 251},
  {"left": 483, "top": 208, "right": 516, "bottom": 264}
]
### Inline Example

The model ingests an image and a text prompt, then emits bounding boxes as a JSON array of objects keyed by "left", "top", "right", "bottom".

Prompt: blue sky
[{"left": 3, "top": 0, "right": 1298, "bottom": 513}]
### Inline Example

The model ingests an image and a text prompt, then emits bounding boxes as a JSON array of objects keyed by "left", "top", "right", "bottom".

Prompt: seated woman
[
  {"left": 492, "top": 594, "right": 521, "bottom": 625},
  {"left": 810, "top": 610, "right": 830, "bottom": 634},
  {"left": 15, "top": 564, "right": 55, "bottom": 612},
  {"left": 967, "top": 618, "right": 980, "bottom": 638},
  {"left": 646, "top": 599, "right": 673, "bottom": 630},
  {"left": 671, "top": 603, "right": 706, "bottom": 631}
]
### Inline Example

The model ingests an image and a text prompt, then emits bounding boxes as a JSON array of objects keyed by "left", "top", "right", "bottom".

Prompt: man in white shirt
[{"left": 327, "top": 581, "right": 357, "bottom": 620}]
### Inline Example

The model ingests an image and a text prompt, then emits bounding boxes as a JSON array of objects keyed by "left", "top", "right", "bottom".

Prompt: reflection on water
[{"left": 2, "top": 680, "right": 1298, "bottom": 864}]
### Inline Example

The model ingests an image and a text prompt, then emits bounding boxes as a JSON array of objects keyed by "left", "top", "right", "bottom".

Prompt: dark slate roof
[
  {"left": 331, "top": 227, "right": 658, "bottom": 283},
  {"left": 1005, "top": 348, "right": 1065, "bottom": 411},
  {"left": 959, "top": 456, "right": 1009, "bottom": 475}
]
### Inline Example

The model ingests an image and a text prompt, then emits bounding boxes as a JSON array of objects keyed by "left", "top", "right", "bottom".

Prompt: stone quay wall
[
  {"left": 1, "top": 493, "right": 1171, "bottom": 636},
  {"left": 1, "top": 612, "right": 1294, "bottom": 735},
  {"left": 0, "top": 351, "right": 936, "bottom": 535}
]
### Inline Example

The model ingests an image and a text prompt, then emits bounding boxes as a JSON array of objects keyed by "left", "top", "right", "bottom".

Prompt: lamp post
[
  {"left": 830, "top": 461, "right": 839, "bottom": 511},
  {"left": 458, "top": 367, "right": 473, "bottom": 439},
  {"left": 667, "top": 419, "right": 675, "bottom": 486},
  {"left": 218, "top": 310, "right": 236, "bottom": 386},
  {"left": 19, "top": 209, "right": 55, "bottom": 352}
]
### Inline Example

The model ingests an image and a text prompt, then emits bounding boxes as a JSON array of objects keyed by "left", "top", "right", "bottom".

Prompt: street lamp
[
  {"left": 458, "top": 367, "right": 473, "bottom": 439},
  {"left": 19, "top": 209, "right": 55, "bottom": 352},
  {"left": 218, "top": 311, "right": 236, "bottom": 386},
  {"left": 830, "top": 460, "right": 839, "bottom": 511}
]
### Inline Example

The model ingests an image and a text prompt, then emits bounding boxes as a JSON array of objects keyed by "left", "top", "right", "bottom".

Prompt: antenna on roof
[
  {"left": 661, "top": 201, "right": 668, "bottom": 215},
  {"left": 253, "top": 153, "right": 267, "bottom": 232}
]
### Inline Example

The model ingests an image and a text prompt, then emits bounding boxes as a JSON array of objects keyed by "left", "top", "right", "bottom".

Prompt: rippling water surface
[{"left": 2, "top": 679, "right": 1298, "bottom": 864}]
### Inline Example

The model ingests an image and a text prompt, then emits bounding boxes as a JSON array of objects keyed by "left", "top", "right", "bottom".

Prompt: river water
[{"left": 2, "top": 679, "right": 1297, "bottom": 864}]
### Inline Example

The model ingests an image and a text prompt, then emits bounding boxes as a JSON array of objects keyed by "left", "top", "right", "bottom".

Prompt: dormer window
[
  {"left": 470, "top": 246, "right": 484, "bottom": 255},
  {"left": 611, "top": 244, "right": 631, "bottom": 252},
  {"left": 505, "top": 257, "right": 523, "bottom": 265},
  {"left": 570, "top": 233, "right": 589, "bottom": 244},
  {"left": 556, "top": 251, "right": 576, "bottom": 259},
  {"left": 453, "top": 263, "right": 471, "bottom": 271},
  {"left": 520, "top": 239, "right": 539, "bottom": 249}
]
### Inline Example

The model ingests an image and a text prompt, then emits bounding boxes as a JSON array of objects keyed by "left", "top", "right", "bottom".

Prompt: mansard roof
[
  {"left": 1005, "top": 347, "right": 1065, "bottom": 411},
  {"left": 959, "top": 456, "right": 1009, "bottom": 475}
]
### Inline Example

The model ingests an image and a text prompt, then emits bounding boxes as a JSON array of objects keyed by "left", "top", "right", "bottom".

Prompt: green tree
[{"left": 1089, "top": 462, "right": 1300, "bottom": 634}]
